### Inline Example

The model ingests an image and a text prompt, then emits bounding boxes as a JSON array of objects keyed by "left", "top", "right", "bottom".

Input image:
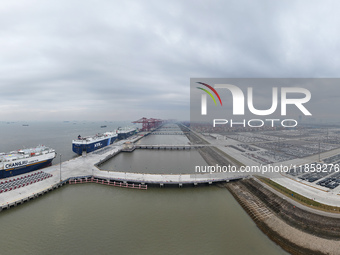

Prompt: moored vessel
[
  {"left": 72, "top": 131, "right": 118, "bottom": 155},
  {"left": 117, "top": 127, "right": 138, "bottom": 140},
  {"left": 0, "top": 145, "right": 56, "bottom": 179}
]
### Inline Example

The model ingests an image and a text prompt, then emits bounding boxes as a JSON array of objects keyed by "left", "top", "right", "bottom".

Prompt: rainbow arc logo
[
  {"left": 196, "top": 82, "right": 222, "bottom": 106},
  {"left": 196, "top": 82, "right": 222, "bottom": 115}
]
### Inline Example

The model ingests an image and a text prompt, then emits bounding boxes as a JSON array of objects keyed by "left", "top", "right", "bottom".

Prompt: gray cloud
[{"left": 1, "top": 0, "right": 340, "bottom": 121}]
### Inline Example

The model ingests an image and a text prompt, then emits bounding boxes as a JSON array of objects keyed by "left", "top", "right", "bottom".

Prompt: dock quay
[
  {"left": 134, "top": 144, "right": 206, "bottom": 150},
  {"left": 0, "top": 138, "right": 247, "bottom": 212},
  {"left": 149, "top": 132, "right": 185, "bottom": 135}
]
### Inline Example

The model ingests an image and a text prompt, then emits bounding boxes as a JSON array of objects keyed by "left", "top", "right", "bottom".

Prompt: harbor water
[
  {"left": 99, "top": 149, "right": 207, "bottom": 174},
  {"left": 0, "top": 121, "right": 287, "bottom": 255}
]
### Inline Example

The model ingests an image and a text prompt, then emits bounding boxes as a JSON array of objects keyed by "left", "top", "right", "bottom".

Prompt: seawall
[{"left": 224, "top": 178, "right": 340, "bottom": 255}]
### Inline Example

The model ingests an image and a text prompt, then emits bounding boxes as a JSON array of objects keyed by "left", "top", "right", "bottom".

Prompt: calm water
[
  {"left": 0, "top": 122, "right": 288, "bottom": 255},
  {"left": 100, "top": 124, "right": 207, "bottom": 174},
  {"left": 0, "top": 185, "right": 287, "bottom": 255},
  {"left": 137, "top": 132, "right": 188, "bottom": 145},
  {"left": 100, "top": 150, "right": 207, "bottom": 174}
]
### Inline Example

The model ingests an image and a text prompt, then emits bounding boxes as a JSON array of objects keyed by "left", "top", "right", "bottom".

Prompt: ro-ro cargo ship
[
  {"left": 72, "top": 131, "right": 118, "bottom": 155},
  {"left": 72, "top": 127, "right": 138, "bottom": 155},
  {"left": 0, "top": 145, "right": 56, "bottom": 179}
]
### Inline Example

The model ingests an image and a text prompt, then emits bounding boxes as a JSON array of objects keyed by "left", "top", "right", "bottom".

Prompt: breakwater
[{"left": 225, "top": 178, "right": 340, "bottom": 255}]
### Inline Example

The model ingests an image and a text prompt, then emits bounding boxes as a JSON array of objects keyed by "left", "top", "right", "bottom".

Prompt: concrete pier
[
  {"left": 0, "top": 138, "right": 247, "bottom": 211},
  {"left": 135, "top": 144, "right": 206, "bottom": 150},
  {"left": 149, "top": 132, "right": 185, "bottom": 135}
]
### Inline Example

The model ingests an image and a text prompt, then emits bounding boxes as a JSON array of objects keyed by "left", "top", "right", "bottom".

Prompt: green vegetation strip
[{"left": 257, "top": 177, "right": 340, "bottom": 213}]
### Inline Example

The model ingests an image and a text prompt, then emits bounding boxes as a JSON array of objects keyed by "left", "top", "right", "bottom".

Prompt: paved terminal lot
[
  {"left": 272, "top": 177, "right": 340, "bottom": 207},
  {"left": 0, "top": 143, "right": 121, "bottom": 207},
  {"left": 192, "top": 128, "right": 340, "bottom": 206}
]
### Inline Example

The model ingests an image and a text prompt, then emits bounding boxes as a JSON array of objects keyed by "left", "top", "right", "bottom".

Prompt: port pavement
[
  {"left": 0, "top": 143, "right": 121, "bottom": 208},
  {"left": 0, "top": 138, "right": 246, "bottom": 208},
  {"left": 192, "top": 129, "right": 340, "bottom": 206}
]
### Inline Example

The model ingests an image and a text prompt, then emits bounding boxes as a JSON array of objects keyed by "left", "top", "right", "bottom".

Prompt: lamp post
[{"left": 59, "top": 154, "right": 62, "bottom": 182}]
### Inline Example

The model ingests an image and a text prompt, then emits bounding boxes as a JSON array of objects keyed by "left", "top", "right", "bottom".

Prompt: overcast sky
[{"left": 1, "top": 0, "right": 340, "bottom": 121}]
